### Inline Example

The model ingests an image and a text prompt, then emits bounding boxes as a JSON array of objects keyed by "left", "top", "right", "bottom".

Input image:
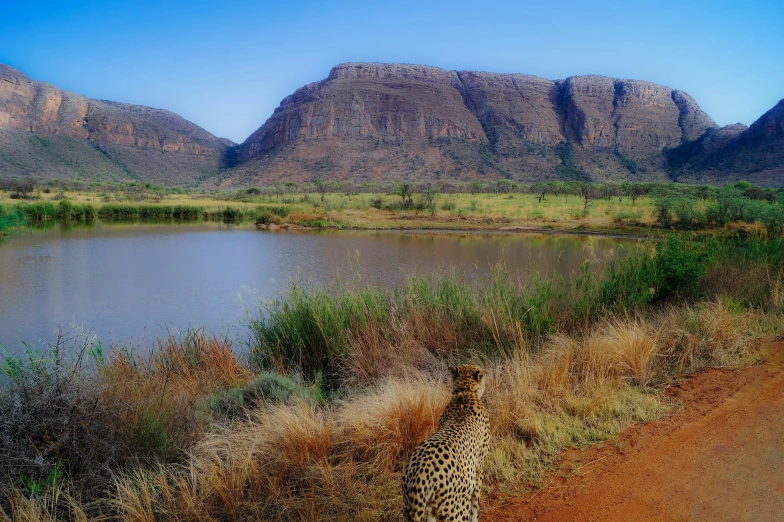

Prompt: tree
[
  {"left": 284, "top": 181, "right": 298, "bottom": 194},
  {"left": 563, "top": 181, "right": 581, "bottom": 202},
  {"left": 393, "top": 181, "right": 414, "bottom": 205},
  {"left": 579, "top": 182, "right": 593, "bottom": 213},
  {"left": 313, "top": 178, "right": 327, "bottom": 202},
  {"left": 469, "top": 180, "right": 484, "bottom": 195},
  {"left": 421, "top": 185, "right": 440, "bottom": 208},
  {"left": 10, "top": 178, "right": 35, "bottom": 199},
  {"left": 273, "top": 182, "right": 284, "bottom": 199},
  {"left": 695, "top": 185, "right": 713, "bottom": 201},
  {"left": 629, "top": 183, "right": 645, "bottom": 206},
  {"left": 494, "top": 179, "right": 513, "bottom": 194},
  {"left": 532, "top": 182, "right": 547, "bottom": 203}
]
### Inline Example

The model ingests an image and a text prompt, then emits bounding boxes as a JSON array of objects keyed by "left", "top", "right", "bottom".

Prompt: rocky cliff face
[
  {"left": 0, "top": 64, "right": 234, "bottom": 184},
  {"left": 3, "top": 61, "right": 779, "bottom": 187},
  {"left": 671, "top": 99, "right": 784, "bottom": 186},
  {"left": 239, "top": 64, "right": 486, "bottom": 160},
  {"left": 231, "top": 62, "right": 718, "bottom": 185},
  {"left": 745, "top": 99, "right": 784, "bottom": 140}
]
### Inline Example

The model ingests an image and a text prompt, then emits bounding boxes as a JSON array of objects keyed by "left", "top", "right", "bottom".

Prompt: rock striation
[
  {"left": 231, "top": 62, "right": 720, "bottom": 184},
  {"left": 2, "top": 60, "right": 781, "bottom": 186},
  {"left": 0, "top": 64, "right": 234, "bottom": 184}
]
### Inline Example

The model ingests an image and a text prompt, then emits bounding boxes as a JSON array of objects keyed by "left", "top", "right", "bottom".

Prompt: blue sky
[{"left": 1, "top": 0, "right": 782, "bottom": 143}]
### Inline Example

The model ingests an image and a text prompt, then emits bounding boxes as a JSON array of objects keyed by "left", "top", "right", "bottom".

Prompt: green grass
[
  {"left": 247, "top": 235, "right": 784, "bottom": 385},
  {"left": 0, "top": 204, "right": 27, "bottom": 233}
]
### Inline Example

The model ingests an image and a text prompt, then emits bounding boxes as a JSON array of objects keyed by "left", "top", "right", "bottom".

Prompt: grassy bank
[
  {"left": 1, "top": 235, "right": 783, "bottom": 521},
  {"left": 2, "top": 180, "right": 782, "bottom": 235}
]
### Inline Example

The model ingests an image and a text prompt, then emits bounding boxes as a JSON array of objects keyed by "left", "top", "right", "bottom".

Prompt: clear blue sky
[{"left": 1, "top": 0, "right": 782, "bottom": 143}]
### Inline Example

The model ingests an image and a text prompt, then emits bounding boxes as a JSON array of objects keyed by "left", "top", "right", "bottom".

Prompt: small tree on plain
[
  {"left": 579, "top": 182, "right": 593, "bottom": 213},
  {"left": 394, "top": 181, "right": 414, "bottom": 205},
  {"left": 314, "top": 178, "right": 327, "bottom": 202}
]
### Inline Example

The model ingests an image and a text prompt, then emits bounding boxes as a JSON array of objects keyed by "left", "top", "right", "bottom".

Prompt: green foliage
[
  {"left": 611, "top": 210, "right": 643, "bottom": 224},
  {"left": 555, "top": 143, "right": 591, "bottom": 182},
  {"left": 255, "top": 209, "right": 282, "bottom": 225},
  {"left": 614, "top": 150, "right": 638, "bottom": 174},
  {"left": 247, "top": 283, "right": 390, "bottom": 384},
  {"left": 393, "top": 181, "right": 414, "bottom": 204},
  {"left": 0, "top": 203, "right": 27, "bottom": 232},
  {"left": 653, "top": 236, "right": 709, "bottom": 300},
  {"left": 204, "top": 371, "right": 326, "bottom": 421},
  {"left": 244, "top": 234, "right": 778, "bottom": 382}
]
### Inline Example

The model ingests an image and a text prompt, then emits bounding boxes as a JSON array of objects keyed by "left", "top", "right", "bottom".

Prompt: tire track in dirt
[{"left": 486, "top": 342, "right": 784, "bottom": 522}]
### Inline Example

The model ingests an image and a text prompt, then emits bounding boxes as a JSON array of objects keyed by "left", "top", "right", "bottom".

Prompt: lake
[{"left": 0, "top": 222, "right": 634, "bottom": 351}]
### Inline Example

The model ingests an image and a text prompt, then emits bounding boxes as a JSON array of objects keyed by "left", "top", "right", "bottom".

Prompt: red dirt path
[{"left": 485, "top": 342, "right": 784, "bottom": 522}]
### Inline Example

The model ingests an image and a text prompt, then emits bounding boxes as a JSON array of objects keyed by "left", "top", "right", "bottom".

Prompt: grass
[
  {"left": 2, "top": 235, "right": 783, "bottom": 521},
  {"left": 3, "top": 182, "right": 781, "bottom": 236},
  {"left": 1, "top": 187, "right": 662, "bottom": 232}
]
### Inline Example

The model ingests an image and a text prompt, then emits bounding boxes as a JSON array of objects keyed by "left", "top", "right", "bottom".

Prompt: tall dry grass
[
  {"left": 94, "top": 299, "right": 776, "bottom": 522},
  {"left": 101, "top": 331, "right": 251, "bottom": 460}
]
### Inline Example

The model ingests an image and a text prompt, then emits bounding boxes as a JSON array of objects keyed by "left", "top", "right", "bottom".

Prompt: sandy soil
[{"left": 486, "top": 342, "right": 784, "bottom": 522}]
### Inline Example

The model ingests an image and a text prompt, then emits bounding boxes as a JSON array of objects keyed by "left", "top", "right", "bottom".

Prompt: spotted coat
[{"left": 402, "top": 365, "right": 490, "bottom": 522}]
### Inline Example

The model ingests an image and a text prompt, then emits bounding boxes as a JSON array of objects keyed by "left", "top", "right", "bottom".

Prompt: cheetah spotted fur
[{"left": 402, "top": 364, "right": 490, "bottom": 522}]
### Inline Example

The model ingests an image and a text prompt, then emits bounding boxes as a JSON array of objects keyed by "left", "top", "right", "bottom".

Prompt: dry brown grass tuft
[
  {"left": 0, "top": 488, "right": 92, "bottom": 522},
  {"left": 336, "top": 376, "right": 449, "bottom": 472},
  {"left": 101, "top": 332, "right": 250, "bottom": 456}
]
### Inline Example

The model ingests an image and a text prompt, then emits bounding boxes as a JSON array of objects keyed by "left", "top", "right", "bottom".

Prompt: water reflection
[{"left": 0, "top": 223, "right": 634, "bottom": 351}]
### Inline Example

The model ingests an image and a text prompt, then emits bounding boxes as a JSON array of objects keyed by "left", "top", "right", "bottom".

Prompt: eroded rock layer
[
  {"left": 230, "top": 62, "right": 721, "bottom": 185},
  {"left": 0, "top": 64, "right": 233, "bottom": 184}
]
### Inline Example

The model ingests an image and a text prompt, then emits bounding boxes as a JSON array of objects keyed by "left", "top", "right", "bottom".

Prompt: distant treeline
[{"left": 648, "top": 181, "right": 784, "bottom": 234}]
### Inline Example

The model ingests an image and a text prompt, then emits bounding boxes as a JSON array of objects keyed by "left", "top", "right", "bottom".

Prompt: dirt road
[{"left": 486, "top": 342, "right": 784, "bottom": 522}]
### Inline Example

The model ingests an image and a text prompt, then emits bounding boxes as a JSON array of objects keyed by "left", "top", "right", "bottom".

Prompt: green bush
[
  {"left": 204, "top": 372, "right": 326, "bottom": 421},
  {"left": 255, "top": 210, "right": 282, "bottom": 225},
  {"left": 653, "top": 236, "right": 709, "bottom": 300}
]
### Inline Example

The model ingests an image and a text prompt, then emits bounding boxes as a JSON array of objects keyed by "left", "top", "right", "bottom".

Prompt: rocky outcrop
[
  {"left": 234, "top": 62, "right": 718, "bottom": 184},
  {"left": 671, "top": 99, "right": 784, "bottom": 186},
  {"left": 745, "top": 99, "right": 784, "bottom": 140},
  {"left": 0, "top": 64, "right": 234, "bottom": 184},
  {"left": 239, "top": 63, "right": 485, "bottom": 160}
]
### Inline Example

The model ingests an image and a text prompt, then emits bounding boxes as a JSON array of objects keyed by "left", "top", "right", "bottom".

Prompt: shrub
[
  {"left": 0, "top": 330, "right": 119, "bottom": 499},
  {"left": 653, "top": 236, "right": 709, "bottom": 300},
  {"left": 255, "top": 211, "right": 282, "bottom": 226},
  {"left": 204, "top": 371, "right": 326, "bottom": 421}
]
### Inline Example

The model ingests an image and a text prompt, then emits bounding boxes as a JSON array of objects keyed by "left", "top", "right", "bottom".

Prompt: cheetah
[{"left": 402, "top": 364, "right": 490, "bottom": 522}]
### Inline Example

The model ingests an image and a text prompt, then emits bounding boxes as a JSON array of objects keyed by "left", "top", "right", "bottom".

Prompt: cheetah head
[{"left": 448, "top": 364, "right": 487, "bottom": 398}]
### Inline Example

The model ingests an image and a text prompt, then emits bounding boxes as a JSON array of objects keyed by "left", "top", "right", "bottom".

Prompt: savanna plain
[{"left": 1, "top": 178, "right": 784, "bottom": 521}]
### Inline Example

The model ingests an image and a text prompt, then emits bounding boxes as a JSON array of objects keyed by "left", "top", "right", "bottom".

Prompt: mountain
[
  {"left": 668, "top": 99, "right": 784, "bottom": 186},
  {"left": 0, "top": 64, "right": 235, "bottom": 185},
  {"left": 222, "top": 62, "right": 721, "bottom": 186},
  {"left": 2, "top": 61, "right": 781, "bottom": 187}
]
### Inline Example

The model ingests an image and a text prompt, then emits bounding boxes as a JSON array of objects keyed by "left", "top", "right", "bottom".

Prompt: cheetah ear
[
  {"left": 448, "top": 366, "right": 458, "bottom": 380},
  {"left": 473, "top": 369, "right": 484, "bottom": 382}
]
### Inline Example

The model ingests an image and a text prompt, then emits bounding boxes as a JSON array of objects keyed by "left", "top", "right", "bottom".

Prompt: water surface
[{"left": 0, "top": 222, "right": 633, "bottom": 350}]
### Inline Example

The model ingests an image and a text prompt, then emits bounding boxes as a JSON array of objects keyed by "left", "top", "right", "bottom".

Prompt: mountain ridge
[
  {"left": 1, "top": 61, "right": 782, "bottom": 187},
  {"left": 0, "top": 64, "right": 234, "bottom": 185}
]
